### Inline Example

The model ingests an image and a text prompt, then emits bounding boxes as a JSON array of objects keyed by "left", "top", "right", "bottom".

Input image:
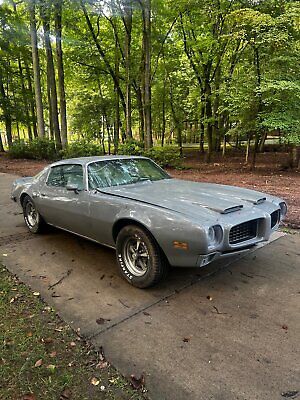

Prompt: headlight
[
  {"left": 207, "top": 225, "right": 223, "bottom": 249},
  {"left": 279, "top": 202, "right": 287, "bottom": 219}
]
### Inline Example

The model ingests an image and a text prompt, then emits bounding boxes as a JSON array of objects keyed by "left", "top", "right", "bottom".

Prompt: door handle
[{"left": 40, "top": 193, "right": 46, "bottom": 197}]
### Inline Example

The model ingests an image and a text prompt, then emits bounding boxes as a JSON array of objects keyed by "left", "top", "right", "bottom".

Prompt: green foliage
[
  {"left": 60, "top": 139, "right": 104, "bottom": 159},
  {"left": 117, "top": 139, "right": 144, "bottom": 156},
  {"left": 9, "top": 138, "right": 57, "bottom": 160},
  {"left": 144, "top": 146, "right": 181, "bottom": 168},
  {"left": 1, "top": 0, "right": 300, "bottom": 165},
  {"left": 117, "top": 140, "right": 181, "bottom": 168}
]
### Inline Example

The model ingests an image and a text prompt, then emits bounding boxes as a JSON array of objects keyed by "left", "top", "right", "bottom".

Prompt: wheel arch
[
  {"left": 112, "top": 218, "right": 169, "bottom": 263},
  {"left": 20, "top": 192, "right": 30, "bottom": 207}
]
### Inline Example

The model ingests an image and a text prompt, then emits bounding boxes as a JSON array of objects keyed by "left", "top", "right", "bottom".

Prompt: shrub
[
  {"left": 117, "top": 140, "right": 181, "bottom": 168},
  {"left": 9, "top": 140, "right": 29, "bottom": 159},
  {"left": 9, "top": 138, "right": 57, "bottom": 160},
  {"left": 117, "top": 139, "right": 144, "bottom": 156},
  {"left": 144, "top": 146, "right": 181, "bottom": 168},
  {"left": 60, "top": 139, "right": 103, "bottom": 159}
]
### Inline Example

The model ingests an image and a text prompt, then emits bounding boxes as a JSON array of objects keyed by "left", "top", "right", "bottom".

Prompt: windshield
[{"left": 88, "top": 158, "right": 170, "bottom": 189}]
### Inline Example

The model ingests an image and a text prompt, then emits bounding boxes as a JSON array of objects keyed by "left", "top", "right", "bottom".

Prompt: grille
[
  {"left": 229, "top": 219, "right": 258, "bottom": 244},
  {"left": 271, "top": 210, "right": 280, "bottom": 228}
]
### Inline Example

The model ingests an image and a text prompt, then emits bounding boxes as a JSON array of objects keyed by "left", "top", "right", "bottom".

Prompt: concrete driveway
[{"left": 1, "top": 172, "right": 299, "bottom": 400}]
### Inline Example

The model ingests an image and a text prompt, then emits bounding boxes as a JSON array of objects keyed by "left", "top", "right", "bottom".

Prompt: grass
[{"left": 0, "top": 266, "right": 147, "bottom": 400}]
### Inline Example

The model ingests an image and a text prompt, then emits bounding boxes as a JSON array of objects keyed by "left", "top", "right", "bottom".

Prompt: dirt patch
[
  {"left": 0, "top": 154, "right": 48, "bottom": 177},
  {"left": 0, "top": 151, "right": 299, "bottom": 229}
]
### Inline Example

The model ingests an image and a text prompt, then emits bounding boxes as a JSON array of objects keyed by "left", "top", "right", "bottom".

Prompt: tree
[
  {"left": 28, "top": 0, "right": 45, "bottom": 138},
  {"left": 54, "top": 0, "right": 68, "bottom": 148},
  {"left": 40, "top": 0, "right": 62, "bottom": 149}
]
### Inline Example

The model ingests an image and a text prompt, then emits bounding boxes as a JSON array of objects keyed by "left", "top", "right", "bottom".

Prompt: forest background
[{"left": 0, "top": 0, "right": 299, "bottom": 169}]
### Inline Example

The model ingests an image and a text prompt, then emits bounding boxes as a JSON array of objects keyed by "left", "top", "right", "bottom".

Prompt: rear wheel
[
  {"left": 116, "top": 225, "right": 168, "bottom": 288},
  {"left": 22, "top": 195, "right": 45, "bottom": 234}
]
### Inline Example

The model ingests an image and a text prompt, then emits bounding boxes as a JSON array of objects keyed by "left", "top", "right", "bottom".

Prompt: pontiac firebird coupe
[{"left": 11, "top": 155, "right": 287, "bottom": 288}]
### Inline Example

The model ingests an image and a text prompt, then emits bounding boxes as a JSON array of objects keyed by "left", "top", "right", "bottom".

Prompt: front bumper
[{"left": 196, "top": 231, "right": 281, "bottom": 267}]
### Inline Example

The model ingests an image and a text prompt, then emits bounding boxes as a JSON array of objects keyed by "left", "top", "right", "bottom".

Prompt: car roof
[{"left": 50, "top": 155, "right": 147, "bottom": 167}]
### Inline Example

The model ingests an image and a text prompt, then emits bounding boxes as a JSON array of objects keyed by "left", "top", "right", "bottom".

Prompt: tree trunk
[
  {"left": 291, "top": 146, "right": 300, "bottom": 169},
  {"left": 251, "top": 45, "right": 263, "bottom": 170},
  {"left": 199, "top": 88, "right": 205, "bottom": 153},
  {"left": 54, "top": 0, "right": 67, "bottom": 148},
  {"left": 29, "top": 0, "right": 45, "bottom": 137},
  {"left": 46, "top": 66, "right": 54, "bottom": 140},
  {"left": 245, "top": 135, "right": 251, "bottom": 164},
  {"left": 161, "top": 77, "right": 166, "bottom": 147},
  {"left": 251, "top": 135, "right": 259, "bottom": 170},
  {"left": 204, "top": 81, "right": 213, "bottom": 163},
  {"left": 123, "top": 4, "right": 133, "bottom": 139},
  {"left": 222, "top": 134, "right": 226, "bottom": 157},
  {"left": 143, "top": 0, "right": 152, "bottom": 149},
  {"left": 41, "top": 3, "right": 62, "bottom": 149},
  {"left": 212, "top": 64, "right": 221, "bottom": 152},
  {"left": 0, "top": 131, "right": 4, "bottom": 152},
  {"left": 114, "top": 33, "right": 120, "bottom": 154},
  {"left": 135, "top": 86, "right": 145, "bottom": 142},
  {"left": 18, "top": 58, "right": 33, "bottom": 141},
  {"left": 259, "top": 131, "right": 267, "bottom": 152},
  {"left": 0, "top": 72, "right": 13, "bottom": 147},
  {"left": 24, "top": 59, "right": 38, "bottom": 138}
]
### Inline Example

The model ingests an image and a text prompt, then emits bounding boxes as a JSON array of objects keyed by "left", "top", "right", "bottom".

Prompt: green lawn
[{"left": 0, "top": 266, "right": 147, "bottom": 400}]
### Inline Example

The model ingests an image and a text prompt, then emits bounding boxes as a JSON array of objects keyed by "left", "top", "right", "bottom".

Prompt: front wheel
[
  {"left": 22, "top": 195, "right": 45, "bottom": 234},
  {"left": 116, "top": 225, "right": 168, "bottom": 288}
]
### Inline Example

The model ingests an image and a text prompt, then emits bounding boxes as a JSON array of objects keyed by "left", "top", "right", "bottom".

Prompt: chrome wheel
[
  {"left": 123, "top": 237, "right": 150, "bottom": 277},
  {"left": 25, "top": 201, "right": 39, "bottom": 228}
]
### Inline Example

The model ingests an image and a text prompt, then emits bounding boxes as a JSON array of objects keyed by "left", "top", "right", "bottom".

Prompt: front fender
[{"left": 114, "top": 204, "right": 207, "bottom": 267}]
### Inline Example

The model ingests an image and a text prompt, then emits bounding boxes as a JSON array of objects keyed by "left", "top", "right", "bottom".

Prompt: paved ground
[{"left": 0, "top": 172, "right": 299, "bottom": 400}]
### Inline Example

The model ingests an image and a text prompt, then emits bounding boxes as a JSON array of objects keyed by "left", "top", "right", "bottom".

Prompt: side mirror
[{"left": 66, "top": 183, "right": 80, "bottom": 193}]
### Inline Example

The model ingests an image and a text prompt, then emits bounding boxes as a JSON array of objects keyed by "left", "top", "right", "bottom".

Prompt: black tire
[
  {"left": 116, "top": 224, "right": 168, "bottom": 288},
  {"left": 22, "top": 195, "right": 45, "bottom": 234}
]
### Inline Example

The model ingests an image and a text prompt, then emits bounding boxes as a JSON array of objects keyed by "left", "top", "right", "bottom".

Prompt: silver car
[{"left": 11, "top": 156, "right": 287, "bottom": 288}]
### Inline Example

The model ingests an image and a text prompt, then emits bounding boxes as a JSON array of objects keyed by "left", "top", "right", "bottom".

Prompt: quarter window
[{"left": 47, "top": 164, "right": 84, "bottom": 190}]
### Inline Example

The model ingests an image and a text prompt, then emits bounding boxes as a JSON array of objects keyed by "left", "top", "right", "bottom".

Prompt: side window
[
  {"left": 47, "top": 166, "right": 64, "bottom": 187},
  {"left": 62, "top": 164, "right": 84, "bottom": 190},
  {"left": 47, "top": 164, "right": 84, "bottom": 189}
]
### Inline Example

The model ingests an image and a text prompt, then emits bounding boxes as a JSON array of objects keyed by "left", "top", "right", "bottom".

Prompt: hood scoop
[
  {"left": 242, "top": 197, "right": 266, "bottom": 205},
  {"left": 221, "top": 205, "right": 243, "bottom": 214},
  {"left": 254, "top": 197, "right": 266, "bottom": 205}
]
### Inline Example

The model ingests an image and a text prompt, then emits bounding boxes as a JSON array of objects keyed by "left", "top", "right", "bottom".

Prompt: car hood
[{"left": 101, "top": 178, "right": 270, "bottom": 218}]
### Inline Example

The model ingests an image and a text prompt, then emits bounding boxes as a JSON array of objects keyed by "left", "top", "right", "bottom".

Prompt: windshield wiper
[{"left": 132, "top": 177, "right": 152, "bottom": 183}]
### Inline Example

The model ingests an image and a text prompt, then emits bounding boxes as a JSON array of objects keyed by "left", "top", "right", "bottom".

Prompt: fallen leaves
[
  {"left": 96, "top": 317, "right": 111, "bottom": 325},
  {"left": 69, "top": 341, "right": 76, "bottom": 347},
  {"left": 33, "top": 292, "right": 40, "bottom": 296},
  {"left": 60, "top": 388, "right": 72, "bottom": 399},
  {"left": 42, "top": 337, "right": 54, "bottom": 345},
  {"left": 282, "top": 324, "right": 288, "bottom": 330},
  {"left": 207, "top": 295, "right": 213, "bottom": 301},
  {"left": 130, "top": 374, "right": 145, "bottom": 390},
  {"left": 96, "top": 360, "right": 108, "bottom": 369},
  {"left": 20, "top": 394, "right": 36, "bottom": 400},
  {"left": 34, "top": 359, "right": 43, "bottom": 368},
  {"left": 90, "top": 377, "right": 100, "bottom": 386}
]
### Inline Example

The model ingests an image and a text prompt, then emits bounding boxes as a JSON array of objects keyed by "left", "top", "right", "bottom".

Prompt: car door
[{"left": 35, "top": 164, "right": 91, "bottom": 236}]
